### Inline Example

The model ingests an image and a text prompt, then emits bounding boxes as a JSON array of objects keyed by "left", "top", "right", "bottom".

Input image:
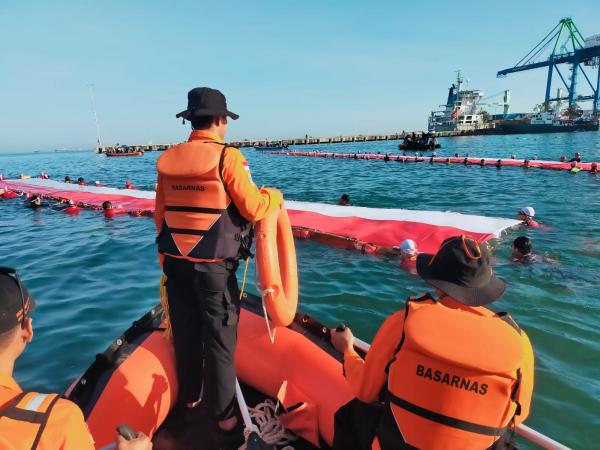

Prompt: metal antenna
[{"left": 86, "top": 83, "right": 102, "bottom": 150}]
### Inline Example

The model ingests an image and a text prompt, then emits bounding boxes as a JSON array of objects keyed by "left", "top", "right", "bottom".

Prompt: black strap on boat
[{"left": 387, "top": 392, "right": 507, "bottom": 437}]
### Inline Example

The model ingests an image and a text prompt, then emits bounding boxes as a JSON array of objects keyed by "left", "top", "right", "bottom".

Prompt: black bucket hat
[
  {"left": 416, "top": 235, "right": 505, "bottom": 306},
  {"left": 176, "top": 87, "right": 239, "bottom": 121}
]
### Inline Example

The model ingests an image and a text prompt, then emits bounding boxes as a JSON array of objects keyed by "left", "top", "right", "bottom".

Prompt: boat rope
[
  {"left": 240, "top": 257, "right": 250, "bottom": 300},
  {"left": 159, "top": 274, "right": 172, "bottom": 341},
  {"left": 253, "top": 260, "right": 277, "bottom": 344},
  {"left": 239, "top": 399, "right": 297, "bottom": 450}
]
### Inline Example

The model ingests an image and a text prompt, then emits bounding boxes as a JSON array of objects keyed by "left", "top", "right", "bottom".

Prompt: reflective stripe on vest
[
  {"left": 0, "top": 392, "right": 61, "bottom": 449},
  {"left": 156, "top": 142, "right": 250, "bottom": 261},
  {"left": 384, "top": 296, "right": 523, "bottom": 449}
]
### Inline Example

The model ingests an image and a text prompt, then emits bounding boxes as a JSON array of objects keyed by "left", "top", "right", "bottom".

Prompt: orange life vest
[
  {"left": 0, "top": 392, "right": 60, "bottom": 449},
  {"left": 378, "top": 295, "right": 523, "bottom": 450},
  {"left": 156, "top": 141, "right": 251, "bottom": 262}
]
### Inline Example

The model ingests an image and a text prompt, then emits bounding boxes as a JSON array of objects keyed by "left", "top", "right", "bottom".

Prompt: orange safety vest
[
  {"left": 156, "top": 141, "right": 251, "bottom": 262},
  {"left": 0, "top": 392, "right": 61, "bottom": 449},
  {"left": 378, "top": 295, "right": 523, "bottom": 450}
]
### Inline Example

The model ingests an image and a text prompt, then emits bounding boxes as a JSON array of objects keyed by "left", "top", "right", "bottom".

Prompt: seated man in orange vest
[
  {"left": 331, "top": 235, "right": 534, "bottom": 450},
  {"left": 0, "top": 267, "right": 151, "bottom": 450},
  {"left": 155, "top": 87, "right": 283, "bottom": 443}
]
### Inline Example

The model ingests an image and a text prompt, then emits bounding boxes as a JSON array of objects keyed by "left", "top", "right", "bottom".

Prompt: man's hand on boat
[
  {"left": 331, "top": 326, "right": 355, "bottom": 353},
  {"left": 116, "top": 431, "right": 152, "bottom": 450}
]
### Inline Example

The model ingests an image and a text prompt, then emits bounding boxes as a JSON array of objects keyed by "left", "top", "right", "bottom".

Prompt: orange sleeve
[
  {"left": 53, "top": 400, "right": 95, "bottom": 450},
  {"left": 154, "top": 173, "right": 165, "bottom": 233},
  {"left": 515, "top": 331, "right": 535, "bottom": 424},
  {"left": 343, "top": 310, "right": 406, "bottom": 403},
  {"left": 221, "top": 147, "right": 283, "bottom": 222}
]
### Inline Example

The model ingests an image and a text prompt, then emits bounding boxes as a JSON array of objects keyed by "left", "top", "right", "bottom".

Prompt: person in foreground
[
  {"left": 155, "top": 87, "right": 283, "bottom": 443},
  {"left": 331, "top": 235, "right": 534, "bottom": 450},
  {"left": 0, "top": 268, "right": 150, "bottom": 449}
]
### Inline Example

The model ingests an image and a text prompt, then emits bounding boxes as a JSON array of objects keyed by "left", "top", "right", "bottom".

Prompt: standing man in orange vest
[
  {"left": 155, "top": 88, "right": 283, "bottom": 440},
  {"left": 0, "top": 267, "right": 151, "bottom": 449},
  {"left": 331, "top": 235, "right": 534, "bottom": 450}
]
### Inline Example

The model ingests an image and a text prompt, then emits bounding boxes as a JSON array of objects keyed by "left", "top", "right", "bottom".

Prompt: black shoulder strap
[
  {"left": 0, "top": 392, "right": 27, "bottom": 416},
  {"left": 0, "top": 392, "right": 61, "bottom": 450},
  {"left": 30, "top": 394, "right": 61, "bottom": 449}
]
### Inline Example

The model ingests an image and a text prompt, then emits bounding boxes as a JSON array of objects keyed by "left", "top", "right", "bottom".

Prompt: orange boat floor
[{"left": 152, "top": 383, "right": 328, "bottom": 450}]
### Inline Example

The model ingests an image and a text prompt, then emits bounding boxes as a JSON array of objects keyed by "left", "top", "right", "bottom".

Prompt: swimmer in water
[
  {"left": 518, "top": 207, "right": 541, "bottom": 228},
  {"left": 569, "top": 161, "right": 580, "bottom": 173},
  {"left": 77, "top": 177, "right": 85, "bottom": 186},
  {"left": 102, "top": 200, "right": 113, "bottom": 210},
  {"left": 496, "top": 159, "right": 502, "bottom": 169},
  {"left": 569, "top": 152, "right": 581, "bottom": 163},
  {"left": 511, "top": 236, "right": 538, "bottom": 264},
  {"left": 27, "top": 195, "right": 42, "bottom": 208},
  {"left": 396, "top": 239, "right": 419, "bottom": 267},
  {"left": 65, "top": 176, "right": 72, "bottom": 183},
  {"left": 338, "top": 194, "right": 351, "bottom": 206},
  {"left": 511, "top": 236, "right": 556, "bottom": 264},
  {"left": 591, "top": 162, "right": 598, "bottom": 174}
]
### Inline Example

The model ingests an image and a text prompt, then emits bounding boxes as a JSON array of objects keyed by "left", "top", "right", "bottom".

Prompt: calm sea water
[{"left": 1, "top": 132, "right": 599, "bottom": 449}]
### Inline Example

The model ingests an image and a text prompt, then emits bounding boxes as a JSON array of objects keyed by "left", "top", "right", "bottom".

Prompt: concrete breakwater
[{"left": 96, "top": 130, "right": 469, "bottom": 153}]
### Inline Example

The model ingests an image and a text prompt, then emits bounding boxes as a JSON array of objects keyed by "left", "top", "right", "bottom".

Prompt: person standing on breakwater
[
  {"left": 155, "top": 87, "right": 283, "bottom": 444},
  {"left": 331, "top": 235, "right": 534, "bottom": 450},
  {"left": 0, "top": 268, "right": 151, "bottom": 449}
]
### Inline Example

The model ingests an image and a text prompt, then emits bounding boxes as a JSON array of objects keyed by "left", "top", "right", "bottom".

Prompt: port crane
[{"left": 497, "top": 18, "right": 600, "bottom": 115}]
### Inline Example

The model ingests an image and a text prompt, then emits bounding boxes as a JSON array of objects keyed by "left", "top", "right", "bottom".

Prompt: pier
[{"left": 96, "top": 129, "right": 483, "bottom": 153}]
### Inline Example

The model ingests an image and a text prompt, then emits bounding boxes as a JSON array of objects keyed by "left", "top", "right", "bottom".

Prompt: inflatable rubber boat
[
  {"left": 65, "top": 293, "right": 567, "bottom": 450},
  {"left": 65, "top": 293, "right": 353, "bottom": 449}
]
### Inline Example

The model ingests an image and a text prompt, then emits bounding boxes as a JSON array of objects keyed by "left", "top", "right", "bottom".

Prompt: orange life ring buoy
[{"left": 256, "top": 206, "right": 298, "bottom": 327}]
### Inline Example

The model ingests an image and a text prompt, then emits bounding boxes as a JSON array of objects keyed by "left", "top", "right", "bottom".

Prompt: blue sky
[{"left": 1, "top": 0, "right": 599, "bottom": 151}]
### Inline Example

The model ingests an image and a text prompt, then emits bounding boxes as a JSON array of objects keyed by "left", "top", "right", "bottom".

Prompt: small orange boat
[{"left": 65, "top": 293, "right": 568, "bottom": 450}]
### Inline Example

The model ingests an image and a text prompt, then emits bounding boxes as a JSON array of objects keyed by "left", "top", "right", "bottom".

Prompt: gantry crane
[{"left": 497, "top": 18, "right": 600, "bottom": 115}]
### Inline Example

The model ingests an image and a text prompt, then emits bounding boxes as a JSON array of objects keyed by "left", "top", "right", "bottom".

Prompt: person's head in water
[
  {"left": 591, "top": 162, "right": 598, "bottom": 173},
  {"left": 512, "top": 236, "right": 533, "bottom": 262},
  {"left": 338, "top": 194, "right": 350, "bottom": 206},
  {"left": 77, "top": 177, "right": 85, "bottom": 185},
  {"left": 570, "top": 161, "right": 578, "bottom": 169},
  {"left": 560, "top": 155, "right": 566, "bottom": 162},
  {"left": 176, "top": 87, "right": 239, "bottom": 141},
  {"left": 102, "top": 201, "right": 113, "bottom": 210},
  {"left": 397, "top": 239, "right": 418, "bottom": 262},
  {"left": 496, "top": 159, "right": 502, "bottom": 168},
  {"left": 65, "top": 176, "right": 71, "bottom": 183},
  {"left": 518, "top": 206, "right": 535, "bottom": 222},
  {"left": 29, "top": 195, "right": 41, "bottom": 207}
]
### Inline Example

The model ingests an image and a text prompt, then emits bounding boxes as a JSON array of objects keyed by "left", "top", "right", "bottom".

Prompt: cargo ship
[{"left": 428, "top": 72, "right": 599, "bottom": 135}]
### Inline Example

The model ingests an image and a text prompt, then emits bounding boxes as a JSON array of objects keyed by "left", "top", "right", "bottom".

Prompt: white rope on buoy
[
  {"left": 238, "top": 399, "right": 297, "bottom": 450},
  {"left": 254, "top": 262, "right": 277, "bottom": 344}
]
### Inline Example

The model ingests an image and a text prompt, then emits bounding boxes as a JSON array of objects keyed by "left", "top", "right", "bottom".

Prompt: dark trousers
[{"left": 163, "top": 256, "right": 241, "bottom": 420}]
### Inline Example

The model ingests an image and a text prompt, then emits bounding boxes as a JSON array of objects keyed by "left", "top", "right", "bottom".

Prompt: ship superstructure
[{"left": 428, "top": 71, "right": 486, "bottom": 132}]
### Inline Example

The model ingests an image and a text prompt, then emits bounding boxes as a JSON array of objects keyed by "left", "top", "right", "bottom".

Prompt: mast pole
[{"left": 87, "top": 83, "right": 102, "bottom": 151}]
